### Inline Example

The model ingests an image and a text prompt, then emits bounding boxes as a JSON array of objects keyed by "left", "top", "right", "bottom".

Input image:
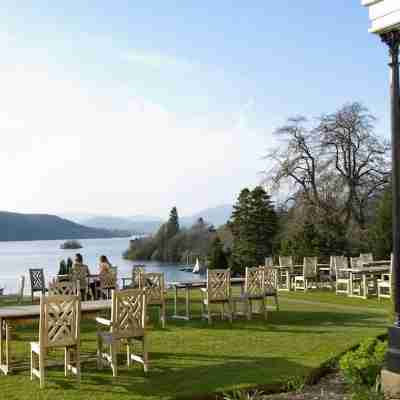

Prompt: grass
[{"left": 0, "top": 290, "right": 390, "bottom": 400}]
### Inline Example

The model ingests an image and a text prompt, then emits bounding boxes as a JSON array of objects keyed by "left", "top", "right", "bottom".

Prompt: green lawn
[{"left": 0, "top": 291, "right": 390, "bottom": 400}]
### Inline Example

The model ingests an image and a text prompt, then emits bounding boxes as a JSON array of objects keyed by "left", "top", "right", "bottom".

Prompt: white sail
[{"left": 192, "top": 258, "right": 201, "bottom": 274}]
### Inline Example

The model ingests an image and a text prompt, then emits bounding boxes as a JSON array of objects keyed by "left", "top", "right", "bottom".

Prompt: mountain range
[
  {"left": 0, "top": 211, "right": 130, "bottom": 242},
  {"left": 78, "top": 205, "right": 233, "bottom": 234}
]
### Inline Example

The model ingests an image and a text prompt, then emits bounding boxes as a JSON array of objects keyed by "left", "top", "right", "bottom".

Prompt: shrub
[{"left": 339, "top": 338, "right": 387, "bottom": 387}]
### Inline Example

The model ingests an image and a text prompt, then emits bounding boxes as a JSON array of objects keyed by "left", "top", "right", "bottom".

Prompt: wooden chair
[
  {"left": 201, "top": 269, "right": 232, "bottom": 325},
  {"left": 378, "top": 255, "right": 392, "bottom": 300},
  {"left": 138, "top": 272, "right": 166, "bottom": 328},
  {"left": 263, "top": 266, "right": 279, "bottom": 310},
  {"left": 122, "top": 266, "right": 144, "bottom": 289},
  {"left": 48, "top": 280, "right": 79, "bottom": 296},
  {"left": 18, "top": 275, "right": 25, "bottom": 304},
  {"left": 294, "top": 257, "right": 318, "bottom": 291},
  {"left": 360, "top": 253, "right": 374, "bottom": 264},
  {"left": 244, "top": 267, "right": 267, "bottom": 320},
  {"left": 31, "top": 294, "right": 81, "bottom": 388},
  {"left": 334, "top": 256, "right": 350, "bottom": 295},
  {"left": 96, "top": 271, "right": 117, "bottom": 300},
  {"left": 29, "top": 269, "right": 47, "bottom": 303},
  {"left": 96, "top": 288, "right": 148, "bottom": 377},
  {"left": 278, "top": 256, "right": 294, "bottom": 290},
  {"left": 70, "top": 265, "right": 92, "bottom": 300}
]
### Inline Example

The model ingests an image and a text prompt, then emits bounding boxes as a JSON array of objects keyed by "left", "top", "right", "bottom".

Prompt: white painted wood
[{"left": 363, "top": 0, "right": 400, "bottom": 33}]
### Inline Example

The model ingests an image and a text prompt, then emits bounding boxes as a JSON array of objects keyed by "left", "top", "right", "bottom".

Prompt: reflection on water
[{"left": 0, "top": 237, "right": 202, "bottom": 293}]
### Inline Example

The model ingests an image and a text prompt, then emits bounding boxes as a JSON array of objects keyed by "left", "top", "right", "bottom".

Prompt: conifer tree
[
  {"left": 167, "top": 206, "right": 180, "bottom": 239},
  {"left": 208, "top": 236, "right": 229, "bottom": 270}
]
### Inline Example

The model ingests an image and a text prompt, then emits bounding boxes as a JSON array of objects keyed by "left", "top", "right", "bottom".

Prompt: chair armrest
[
  {"left": 96, "top": 317, "right": 112, "bottom": 326},
  {"left": 200, "top": 288, "right": 207, "bottom": 293}
]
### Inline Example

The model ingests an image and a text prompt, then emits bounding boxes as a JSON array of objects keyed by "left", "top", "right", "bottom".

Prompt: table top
[
  {"left": 343, "top": 266, "right": 390, "bottom": 274},
  {"left": 0, "top": 300, "right": 111, "bottom": 320},
  {"left": 168, "top": 277, "right": 245, "bottom": 288}
]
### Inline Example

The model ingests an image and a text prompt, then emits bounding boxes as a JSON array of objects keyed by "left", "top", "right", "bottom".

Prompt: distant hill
[
  {"left": 0, "top": 211, "right": 129, "bottom": 242},
  {"left": 181, "top": 205, "right": 233, "bottom": 228},
  {"left": 82, "top": 216, "right": 162, "bottom": 235}
]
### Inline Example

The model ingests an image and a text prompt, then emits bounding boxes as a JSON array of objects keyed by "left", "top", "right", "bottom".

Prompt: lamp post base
[
  {"left": 382, "top": 369, "right": 400, "bottom": 399},
  {"left": 386, "top": 326, "right": 400, "bottom": 373}
]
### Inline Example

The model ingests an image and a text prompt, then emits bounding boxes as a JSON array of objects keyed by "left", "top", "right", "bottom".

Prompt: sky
[{"left": 0, "top": 1, "right": 391, "bottom": 219}]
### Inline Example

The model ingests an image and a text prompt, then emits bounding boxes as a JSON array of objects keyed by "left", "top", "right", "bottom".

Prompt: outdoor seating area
[{"left": 272, "top": 253, "right": 392, "bottom": 300}]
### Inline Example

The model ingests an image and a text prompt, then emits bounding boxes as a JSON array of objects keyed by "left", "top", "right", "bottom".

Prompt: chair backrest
[
  {"left": 265, "top": 256, "right": 273, "bottom": 267},
  {"left": 360, "top": 253, "right": 373, "bottom": 265},
  {"left": 263, "top": 266, "right": 277, "bottom": 292},
  {"left": 99, "top": 270, "right": 117, "bottom": 290},
  {"left": 333, "top": 256, "right": 349, "bottom": 279},
  {"left": 279, "top": 256, "right": 293, "bottom": 268},
  {"left": 303, "top": 257, "right": 317, "bottom": 279},
  {"left": 245, "top": 267, "right": 264, "bottom": 297},
  {"left": 131, "top": 266, "right": 145, "bottom": 287},
  {"left": 39, "top": 294, "right": 80, "bottom": 349},
  {"left": 206, "top": 269, "right": 231, "bottom": 301},
  {"left": 70, "top": 264, "right": 89, "bottom": 289},
  {"left": 48, "top": 280, "right": 79, "bottom": 296},
  {"left": 139, "top": 272, "right": 165, "bottom": 304},
  {"left": 29, "top": 268, "right": 45, "bottom": 292},
  {"left": 111, "top": 289, "right": 146, "bottom": 339}
]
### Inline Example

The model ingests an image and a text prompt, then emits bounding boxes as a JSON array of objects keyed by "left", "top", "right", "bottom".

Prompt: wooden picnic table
[
  {"left": 0, "top": 299, "right": 111, "bottom": 375},
  {"left": 339, "top": 265, "right": 391, "bottom": 299},
  {"left": 168, "top": 278, "right": 245, "bottom": 321}
]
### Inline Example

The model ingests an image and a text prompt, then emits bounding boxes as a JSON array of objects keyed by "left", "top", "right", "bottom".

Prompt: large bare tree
[{"left": 265, "top": 103, "right": 390, "bottom": 229}]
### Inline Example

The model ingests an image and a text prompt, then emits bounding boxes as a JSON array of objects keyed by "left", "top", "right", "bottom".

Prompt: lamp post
[{"left": 362, "top": 0, "right": 400, "bottom": 395}]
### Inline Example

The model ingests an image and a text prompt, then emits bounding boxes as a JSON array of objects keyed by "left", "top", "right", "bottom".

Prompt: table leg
[
  {"left": 174, "top": 286, "right": 178, "bottom": 316},
  {"left": 185, "top": 287, "right": 190, "bottom": 320},
  {"left": 349, "top": 272, "right": 353, "bottom": 297},
  {"left": 362, "top": 274, "right": 367, "bottom": 299},
  {"left": 0, "top": 320, "right": 12, "bottom": 375}
]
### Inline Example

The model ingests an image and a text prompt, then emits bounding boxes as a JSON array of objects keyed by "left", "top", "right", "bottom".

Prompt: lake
[{"left": 0, "top": 237, "right": 202, "bottom": 294}]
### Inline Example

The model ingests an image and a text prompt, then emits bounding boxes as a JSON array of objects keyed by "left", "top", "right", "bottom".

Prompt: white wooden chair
[
  {"left": 96, "top": 288, "right": 148, "bottom": 377},
  {"left": 334, "top": 256, "right": 350, "bottom": 295},
  {"left": 360, "top": 253, "right": 374, "bottom": 264},
  {"left": 278, "top": 256, "right": 294, "bottom": 290},
  {"left": 31, "top": 294, "right": 81, "bottom": 388},
  {"left": 265, "top": 256, "right": 274, "bottom": 267},
  {"left": 378, "top": 255, "right": 392, "bottom": 300},
  {"left": 201, "top": 269, "right": 232, "bottom": 325},
  {"left": 138, "top": 272, "right": 166, "bottom": 328},
  {"left": 294, "top": 257, "right": 318, "bottom": 291}
]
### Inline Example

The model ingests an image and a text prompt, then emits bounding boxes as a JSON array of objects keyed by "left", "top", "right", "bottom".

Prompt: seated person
[
  {"left": 72, "top": 253, "right": 91, "bottom": 298},
  {"left": 98, "top": 255, "right": 112, "bottom": 274},
  {"left": 72, "top": 253, "right": 91, "bottom": 276}
]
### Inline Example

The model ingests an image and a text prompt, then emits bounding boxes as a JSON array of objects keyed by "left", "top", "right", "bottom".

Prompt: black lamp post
[{"left": 362, "top": 1, "right": 400, "bottom": 380}]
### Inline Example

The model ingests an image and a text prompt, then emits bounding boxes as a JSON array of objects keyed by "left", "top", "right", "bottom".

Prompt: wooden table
[
  {"left": 168, "top": 278, "right": 245, "bottom": 321},
  {"left": 0, "top": 300, "right": 111, "bottom": 375},
  {"left": 343, "top": 265, "right": 390, "bottom": 299}
]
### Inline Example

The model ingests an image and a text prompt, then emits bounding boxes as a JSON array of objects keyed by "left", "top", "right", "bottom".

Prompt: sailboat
[{"left": 192, "top": 257, "right": 202, "bottom": 274}]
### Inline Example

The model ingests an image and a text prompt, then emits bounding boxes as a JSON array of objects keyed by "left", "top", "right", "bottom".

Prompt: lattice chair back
[
  {"left": 111, "top": 289, "right": 146, "bottom": 339},
  {"left": 70, "top": 266, "right": 89, "bottom": 289},
  {"left": 39, "top": 294, "right": 80, "bottom": 349},
  {"left": 303, "top": 257, "right": 318, "bottom": 279},
  {"left": 29, "top": 269, "right": 46, "bottom": 292},
  {"left": 350, "top": 257, "right": 361, "bottom": 268},
  {"left": 263, "top": 266, "right": 277, "bottom": 293},
  {"left": 279, "top": 256, "right": 293, "bottom": 269},
  {"left": 360, "top": 253, "right": 373, "bottom": 265},
  {"left": 48, "top": 280, "right": 79, "bottom": 296},
  {"left": 110, "top": 266, "right": 118, "bottom": 276},
  {"left": 99, "top": 271, "right": 117, "bottom": 290},
  {"left": 334, "top": 256, "right": 348, "bottom": 279},
  {"left": 139, "top": 272, "right": 165, "bottom": 305},
  {"left": 265, "top": 256, "right": 273, "bottom": 267},
  {"left": 206, "top": 269, "right": 231, "bottom": 301},
  {"left": 245, "top": 267, "right": 264, "bottom": 297},
  {"left": 132, "top": 266, "right": 145, "bottom": 287}
]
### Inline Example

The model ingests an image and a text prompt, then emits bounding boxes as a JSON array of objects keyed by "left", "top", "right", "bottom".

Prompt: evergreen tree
[
  {"left": 229, "top": 187, "right": 277, "bottom": 273},
  {"left": 208, "top": 236, "right": 229, "bottom": 270},
  {"left": 167, "top": 207, "right": 180, "bottom": 238}
]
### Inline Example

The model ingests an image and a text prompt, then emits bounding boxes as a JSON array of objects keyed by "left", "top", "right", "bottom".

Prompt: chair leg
[
  {"left": 30, "top": 350, "right": 34, "bottom": 381},
  {"left": 221, "top": 303, "right": 224, "bottom": 320},
  {"left": 142, "top": 337, "right": 149, "bottom": 373},
  {"left": 207, "top": 304, "right": 212, "bottom": 325},
  {"left": 228, "top": 301, "right": 233, "bottom": 324},
  {"left": 39, "top": 349, "right": 45, "bottom": 389},
  {"left": 263, "top": 298, "right": 268, "bottom": 320},
  {"left": 247, "top": 300, "right": 251, "bottom": 321},
  {"left": 274, "top": 295, "right": 279, "bottom": 311},
  {"left": 97, "top": 334, "right": 103, "bottom": 370},
  {"left": 64, "top": 348, "right": 70, "bottom": 376},
  {"left": 161, "top": 303, "right": 166, "bottom": 328},
  {"left": 110, "top": 343, "right": 118, "bottom": 377},
  {"left": 75, "top": 346, "right": 81, "bottom": 386}
]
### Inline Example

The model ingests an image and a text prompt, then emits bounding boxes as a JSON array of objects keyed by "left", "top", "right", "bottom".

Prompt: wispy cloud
[{"left": 122, "top": 50, "right": 193, "bottom": 70}]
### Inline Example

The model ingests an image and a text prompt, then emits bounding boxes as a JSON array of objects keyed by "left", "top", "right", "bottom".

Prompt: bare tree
[{"left": 265, "top": 102, "right": 390, "bottom": 229}]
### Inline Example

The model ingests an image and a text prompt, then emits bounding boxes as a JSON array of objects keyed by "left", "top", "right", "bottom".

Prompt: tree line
[{"left": 125, "top": 102, "right": 392, "bottom": 273}]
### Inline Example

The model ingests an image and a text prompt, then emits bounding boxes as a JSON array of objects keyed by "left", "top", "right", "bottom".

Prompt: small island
[{"left": 60, "top": 240, "right": 83, "bottom": 250}]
